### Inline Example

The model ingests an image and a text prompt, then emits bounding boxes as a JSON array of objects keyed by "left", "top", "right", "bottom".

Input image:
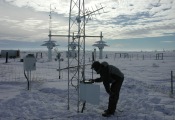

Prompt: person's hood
[{"left": 101, "top": 61, "right": 108, "bottom": 67}]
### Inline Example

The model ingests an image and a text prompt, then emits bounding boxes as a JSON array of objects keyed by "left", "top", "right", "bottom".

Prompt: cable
[{"left": 24, "top": 70, "right": 29, "bottom": 90}]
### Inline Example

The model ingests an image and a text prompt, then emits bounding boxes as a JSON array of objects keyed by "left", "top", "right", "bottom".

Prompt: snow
[{"left": 0, "top": 50, "right": 175, "bottom": 120}]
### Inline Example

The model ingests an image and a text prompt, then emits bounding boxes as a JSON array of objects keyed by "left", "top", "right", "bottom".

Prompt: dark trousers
[{"left": 108, "top": 78, "right": 124, "bottom": 113}]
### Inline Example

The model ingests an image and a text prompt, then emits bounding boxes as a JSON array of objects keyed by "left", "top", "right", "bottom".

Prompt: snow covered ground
[{"left": 0, "top": 50, "right": 175, "bottom": 120}]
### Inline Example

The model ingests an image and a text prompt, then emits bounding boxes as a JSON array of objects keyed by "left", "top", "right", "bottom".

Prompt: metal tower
[
  {"left": 49, "top": 0, "right": 104, "bottom": 112},
  {"left": 41, "top": 4, "right": 58, "bottom": 62},
  {"left": 67, "top": 0, "right": 105, "bottom": 112}
]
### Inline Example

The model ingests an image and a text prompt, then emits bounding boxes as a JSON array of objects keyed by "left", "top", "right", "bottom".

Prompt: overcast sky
[{"left": 0, "top": 0, "right": 175, "bottom": 51}]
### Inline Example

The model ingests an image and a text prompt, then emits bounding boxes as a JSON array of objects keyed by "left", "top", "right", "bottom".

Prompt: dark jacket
[{"left": 94, "top": 64, "right": 124, "bottom": 94}]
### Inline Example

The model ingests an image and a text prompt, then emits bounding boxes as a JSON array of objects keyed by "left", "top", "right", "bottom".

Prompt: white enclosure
[
  {"left": 80, "top": 83, "right": 100, "bottom": 105},
  {"left": 23, "top": 54, "right": 36, "bottom": 71}
]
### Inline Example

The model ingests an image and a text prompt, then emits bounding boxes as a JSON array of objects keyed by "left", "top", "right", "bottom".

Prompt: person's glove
[{"left": 88, "top": 79, "right": 95, "bottom": 83}]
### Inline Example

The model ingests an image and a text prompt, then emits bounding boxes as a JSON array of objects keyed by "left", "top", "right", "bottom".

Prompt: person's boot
[
  {"left": 104, "top": 109, "right": 108, "bottom": 113},
  {"left": 102, "top": 110, "right": 114, "bottom": 117}
]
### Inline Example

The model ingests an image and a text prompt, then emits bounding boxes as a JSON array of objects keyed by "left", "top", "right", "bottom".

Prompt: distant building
[{"left": 1, "top": 50, "right": 20, "bottom": 58}]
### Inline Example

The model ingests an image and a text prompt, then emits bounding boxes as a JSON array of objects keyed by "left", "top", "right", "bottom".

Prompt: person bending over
[{"left": 90, "top": 61, "right": 124, "bottom": 117}]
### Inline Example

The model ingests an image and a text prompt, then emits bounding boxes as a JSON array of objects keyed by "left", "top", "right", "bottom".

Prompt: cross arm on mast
[{"left": 49, "top": 35, "right": 103, "bottom": 38}]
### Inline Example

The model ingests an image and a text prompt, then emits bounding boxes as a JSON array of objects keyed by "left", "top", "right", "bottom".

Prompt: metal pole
[
  {"left": 30, "top": 70, "right": 31, "bottom": 90},
  {"left": 92, "top": 52, "right": 94, "bottom": 79},
  {"left": 48, "top": 4, "right": 52, "bottom": 62},
  {"left": 59, "top": 59, "right": 61, "bottom": 79},
  {"left": 67, "top": 0, "right": 72, "bottom": 110},
  {"left": 81, "top": 1, "right": 86, "bottom": 112},
  {"left": 94, "top": 49, "right": 96, "bottom": 61},
  {"left": 83, "top": 0, "right": 85, "bottom": 82},
  {"left": 171, "top": 71, "right": 174, "bottom": 95},
  {"left": 5, "top": 52, "right": 8, "bottom": 63},
  {"left": 77, "top": 0, "right": 81, "bottom": 113}
]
